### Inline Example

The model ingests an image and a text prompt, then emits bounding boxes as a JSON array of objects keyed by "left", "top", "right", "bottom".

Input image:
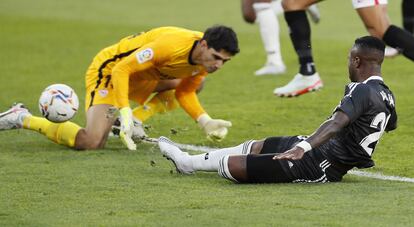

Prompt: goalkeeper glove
[
  {"left": 197, "top": 113, "right": 232, "bottom": 142},
  {"left": 119, "top": 107, "right": 137, "bottom": 150}
]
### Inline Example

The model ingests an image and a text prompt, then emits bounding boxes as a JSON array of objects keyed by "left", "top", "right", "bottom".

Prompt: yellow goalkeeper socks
[
  {"left": 133, "top": 90, "right": 179, "bottom": 122},
  {"left": 23, "top": 116, "right": 81, "bottom": 147}
]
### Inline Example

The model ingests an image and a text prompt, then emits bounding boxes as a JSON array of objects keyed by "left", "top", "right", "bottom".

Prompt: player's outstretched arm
[
  {"left": 111, "top": 49, "right": 155, "bottom": 150},
  {"left": 274, "top": 111, "right": 350, "bottom": 160},
  {"left": 175, "top": 76, "right": 232, "bottom": 142}
]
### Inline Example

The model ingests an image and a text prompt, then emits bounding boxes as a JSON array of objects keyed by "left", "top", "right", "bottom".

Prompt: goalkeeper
[{"left": 0, "top": 25, "right": 239, "bottom": 150}]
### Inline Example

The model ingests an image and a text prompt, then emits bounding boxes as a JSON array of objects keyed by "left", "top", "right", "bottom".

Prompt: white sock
[
  {"left": 271, "top": 0, "right": 284, "bottom": 15},
  {"left": 190, "top": 140, "right": 255, "bottom": 172},
  {"left": 253, "top": 2, "right": 283, "bottom": 66}
]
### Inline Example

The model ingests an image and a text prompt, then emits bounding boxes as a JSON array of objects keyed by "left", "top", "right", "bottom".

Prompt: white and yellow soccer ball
[{"left": 38, "top": 84, "right": 79, "bottom": 123}]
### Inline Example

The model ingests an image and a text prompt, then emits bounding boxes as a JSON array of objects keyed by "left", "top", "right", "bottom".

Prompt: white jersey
[{"left": 352, "top": 0, "right": 388, "bottom": 9}]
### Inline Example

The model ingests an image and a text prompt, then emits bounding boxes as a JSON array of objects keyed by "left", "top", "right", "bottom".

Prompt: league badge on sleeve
[{"left": 136, "top": 48, "right": 154, "bottom": 64}]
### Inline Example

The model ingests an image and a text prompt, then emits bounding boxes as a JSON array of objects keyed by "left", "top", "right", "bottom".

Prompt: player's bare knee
[
  {"left": 282, "top": 0, "right": 312, "bottom": 11},
  {"left": 218, "top": 155, "right": 248, "bottom": 183},
  {"left": 250, "top": 140, "right": 265, "bottom": 154},
  {"left": 82, "top": 139, "right": 104, "bottom": 150},
  {"left": 229, "top": 155, "right": 249, "bottom": 182},
  {"left": 74, "top": 130, "right": 106, "bottom": 150},
  {"left": 366, "top": 25, "right": 388, "bottom": 39}
]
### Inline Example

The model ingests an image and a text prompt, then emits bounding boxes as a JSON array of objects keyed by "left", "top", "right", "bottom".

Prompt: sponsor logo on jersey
[
  {"left": 136, "top": 48, "right": 154, "bottom": 64},
  {"left": 98, "top": 89, "right": 109, "bottom": 97}
]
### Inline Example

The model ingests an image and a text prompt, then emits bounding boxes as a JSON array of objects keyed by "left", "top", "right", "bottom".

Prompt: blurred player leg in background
[
  {"left": 242, "top": 0, "right": 286, "bottom": 76},
  {"left": 307, "top": 4, "right": 320, "bottom": 24},
  {"left": 242, "top": 0, "right": 321, "bottom": 76},
  {"left": 254, "top": 0, "right": 286, "bottom": 76},
  {"left": 384, "top": 45, "right": 400, "bottom": 58},
  {"left": 355, "top": 0, "right": 414, "bottom": 61},
  {"left": 273, "top": 0, "right": 322, "bottom": 97},
  {"left": 402, "top": 0, "right": 414, "bottom": 34},
  {"left": 385, "top": 0, "right": 414, "bottom": 57},
  {"left": 275, "top": 0, "right": 414, "bottom": 97}
]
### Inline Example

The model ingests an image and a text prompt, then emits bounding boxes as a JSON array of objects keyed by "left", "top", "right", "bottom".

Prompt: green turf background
[{"left": 1, "top": 0, "right": 413, "bottom": 226}]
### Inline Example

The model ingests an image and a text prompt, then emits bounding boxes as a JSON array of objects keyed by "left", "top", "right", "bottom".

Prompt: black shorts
[{"left": 246, "top": 136, "right": 352, "bottom": 183}]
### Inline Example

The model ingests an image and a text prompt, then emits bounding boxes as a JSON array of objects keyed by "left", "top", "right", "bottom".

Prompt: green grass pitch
[{"left": 1, "top": 0, "right": 413, "bottom": 226}]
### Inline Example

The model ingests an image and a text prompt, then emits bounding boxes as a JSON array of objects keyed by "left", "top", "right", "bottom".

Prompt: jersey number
[{"left": 359, "top": 112, "right": 390, "bottom": 156}]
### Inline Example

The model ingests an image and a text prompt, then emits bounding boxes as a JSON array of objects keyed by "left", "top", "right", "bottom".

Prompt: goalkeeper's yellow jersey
[{"left": 86, "top": 26, "right": 208, "bottom": 119}]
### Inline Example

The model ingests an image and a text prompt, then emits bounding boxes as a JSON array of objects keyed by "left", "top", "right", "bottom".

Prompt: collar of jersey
[
  {"left": 188, "top": 40, "right": 199, "bottom": 65},
  {"left": 363, "top": 75, "right": 383, "bottom": 83}
]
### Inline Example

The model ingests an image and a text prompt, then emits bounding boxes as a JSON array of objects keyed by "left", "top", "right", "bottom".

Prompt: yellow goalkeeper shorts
[{"left": 84, "top": 55, "right": 158, "bottom": 111}]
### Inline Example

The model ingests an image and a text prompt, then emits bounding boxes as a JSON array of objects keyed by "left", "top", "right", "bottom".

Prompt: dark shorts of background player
[{"left": 246, "top": 136, "right": 353, "bottom": 183}]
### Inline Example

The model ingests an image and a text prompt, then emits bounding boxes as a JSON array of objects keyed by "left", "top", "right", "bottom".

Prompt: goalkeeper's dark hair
[
  {"left": 354, "top": 36, "right": 385, "bottom": 53},
  {"left": 202, "top": 25, "right": 240, "bottom": 55}
]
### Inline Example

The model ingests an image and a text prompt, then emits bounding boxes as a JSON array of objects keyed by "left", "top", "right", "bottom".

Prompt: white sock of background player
[{"left": 253, "top": 2, "right": 284, "bottom": 68}]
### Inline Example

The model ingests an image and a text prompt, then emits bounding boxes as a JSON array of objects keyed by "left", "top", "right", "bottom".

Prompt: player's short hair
[
  {"left": 354, "top": 36, "right": 385, "bottom": 53},
  {"left": 202, "top": 25, "right": 240, "bottom": 55}
]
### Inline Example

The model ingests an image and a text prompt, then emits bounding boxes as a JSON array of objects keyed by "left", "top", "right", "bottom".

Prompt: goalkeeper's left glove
[
  {"left": 197, "top": 113, "right": 232, "bottom": 142},
  {"left": 119, "top": 107, "right": 137, "bottom": 150}
]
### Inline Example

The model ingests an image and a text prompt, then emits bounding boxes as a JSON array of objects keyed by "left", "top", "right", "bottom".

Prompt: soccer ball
[{"left": 38, "top": 84, "right": 79, "bottom": 123}]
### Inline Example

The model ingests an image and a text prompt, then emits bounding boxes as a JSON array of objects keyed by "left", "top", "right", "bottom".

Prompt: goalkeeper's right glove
[
  {"left": 119, "top": 107, "right": 137, "bottom": 150},
  {"left": 197, "top": 113, "right": 232, "bottom": 142}
]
